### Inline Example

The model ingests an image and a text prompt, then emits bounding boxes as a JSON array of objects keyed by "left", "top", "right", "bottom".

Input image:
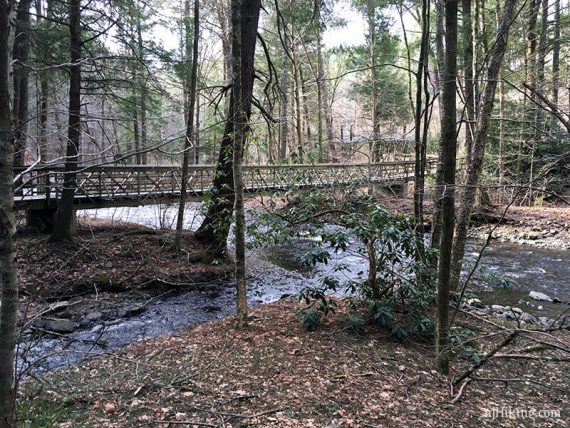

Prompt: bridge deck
[{"left": 14, "top": 161, "right": 434, "bottom": 211}]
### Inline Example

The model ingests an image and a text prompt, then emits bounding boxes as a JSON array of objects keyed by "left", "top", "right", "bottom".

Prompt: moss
[{"left": 18, "top": 397, "right": 89, "bottom": 427}]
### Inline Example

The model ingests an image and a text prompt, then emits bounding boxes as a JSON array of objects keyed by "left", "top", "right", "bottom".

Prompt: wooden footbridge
[{"left": 14, "top": 160, "right": 435, "bottom": 212}]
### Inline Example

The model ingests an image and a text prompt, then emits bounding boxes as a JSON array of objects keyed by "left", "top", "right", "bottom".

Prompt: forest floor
[
  {"left": 373, "top": 195, "right": 570, "bottom": 250},
  {"left": 18, "top": 299, "right": 569, "bottom": 427},
  {"left": 14, "top": 197, "right": 570, "bottom": 426},
  {"left": 16, "top": 216, "right": 232, "bottom": 334}
]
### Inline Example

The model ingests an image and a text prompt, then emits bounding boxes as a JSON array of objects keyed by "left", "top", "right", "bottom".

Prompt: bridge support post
[{"left": 26, "top": 209, "right": 76, "bottom": 234}]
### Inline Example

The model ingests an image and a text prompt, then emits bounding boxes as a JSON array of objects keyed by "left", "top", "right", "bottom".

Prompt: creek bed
[{"left": 19, "top": 205, "right": 570, "bottom": 374}]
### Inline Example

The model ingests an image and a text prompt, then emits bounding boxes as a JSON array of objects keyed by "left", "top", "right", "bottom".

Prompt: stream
[{"left": 18, "top": 204, "right": 570, "bottom": 374}]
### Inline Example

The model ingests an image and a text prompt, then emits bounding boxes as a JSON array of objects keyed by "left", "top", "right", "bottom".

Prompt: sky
[{"left": 152, "top": 0, "right": 416, "bottom": 54}]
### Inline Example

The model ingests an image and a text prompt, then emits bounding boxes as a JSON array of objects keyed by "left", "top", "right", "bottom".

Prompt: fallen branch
[
  {"left": 492, "top": 353, "right": 570, "bottom": 362},
  {"left": 471, "top": 376, "right": 569, "bottom": 392},
  {"left": 149, "top": 421, "right": 216, "bottom": 427},
  {"left": 450, "top": 378, "right": 472, "bottom": 404},
  {"left": 454, "top": 330, "right": 519, "bottom": 386}
]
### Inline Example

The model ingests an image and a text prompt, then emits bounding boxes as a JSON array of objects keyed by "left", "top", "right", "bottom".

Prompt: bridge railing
[{"left": 14, "top": 160, "right": 436, "bottom": 206}]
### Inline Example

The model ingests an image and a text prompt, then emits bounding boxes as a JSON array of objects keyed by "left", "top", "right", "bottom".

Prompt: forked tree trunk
[
  {"left": 0, "top": 2, "right": 18, "bottom": 426},
  {"left": 175, "top": 0, "right": 200, "bottom": 249},
  {"left": 435, "top": 0, "right": 458, "bottom": 375},
  {"left": 449, "top": 0, "right": 518, "bottom": 291},
  {"left": 193, "top": 0, "right": 261, "bottom": 257},
  {"left": 50, "top": 0, "right": 81, "bottom": 242}
]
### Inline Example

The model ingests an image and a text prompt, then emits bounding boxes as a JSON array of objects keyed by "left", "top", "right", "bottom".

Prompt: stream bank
[{"left": 15, "top": 201, "right": 570, "bottom": 374}]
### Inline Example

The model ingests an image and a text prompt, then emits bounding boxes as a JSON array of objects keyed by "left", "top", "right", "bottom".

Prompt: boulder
[
  {"left": 491, "top": 304, "right": 506, "bottom": 312},
  {"left": 520, "top": 313, "right": 537, "bottom": 324},
  {"left": 525, "top": 231, "right": 542, "bottom": 240},
  {"left": 529, "top": 291, "right": 553, "bottom": 302},
  {"left": 84, "top": 311, "right": 103, "bottom": 322},
  {"left": 539, "top": 317, "right": 551, "bottom": 327},
  {"left": 467, "top": 298, "right": 485, "bottom": 309},
  {"left": 90, "top": 324, "right": 104, "bottom": 333},
  {"left": 35, "top": 319, "right": 77, "bottom": 333}
]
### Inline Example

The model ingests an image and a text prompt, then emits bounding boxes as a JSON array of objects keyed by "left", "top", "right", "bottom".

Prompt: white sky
[{"left": 153, "top": 0, "right": 416, "bottom": 53}]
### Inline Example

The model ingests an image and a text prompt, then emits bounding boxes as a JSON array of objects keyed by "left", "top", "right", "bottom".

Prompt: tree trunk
[
  {"left": 175, "top": 0, "right": 200, "bottom": 249},
  {"left": 291, "top": 35, "right": 304, "bottom": 162},
  {"left": 431, "top": 0, "right": 446, "bottom": 247},
  {"left": 414, "top": 0, "right": 429, "bottom": 241},
  {"left": 462, "top": 0, "right": 475, "bottom": 164},
  {"left": 137, "top": 20, "right": 148, "bottom": 164},
  {"left": 321, "top": 64, "right": 336, "bottom": 163},
  {"left": 435, "top": 0, "right": 458, "bottom": 375},
  {"left": 12, "top": 0, "right": 31, "bottom": 167},
  {"left": 367, "top": 0, "right": 380, "bottom": 163},
  {"left": 50, "top": 0, "right": 81, "bottom": 242},
  {"left": 300, "top": 67, "right": 312, "bottom": 150},
  {"left": 278, "top": 49, "right": 289, "bottom": 160},
  {"left": 193, "top": 0, "right": 261, "bottom": 257},
  {"left": 551, "top": 0, "right": 560, "bottom": 105},
  {"left": 0, "top": 2, "right": 19, "bottom": 426},
  {"left": 217, "top": 1, "right": 231, "bottom": 82},
  {"left": 35, "top": 0, "right": 50, "bottom": 164},
  {"left": 516, "top": 0, "right": 539, "bottom": 187},
  {"left": 449, "top": 0, "right": 518, "bottom": 291},
  {"left": 231, "top": 0, "right": 247, "bottom": 327}
]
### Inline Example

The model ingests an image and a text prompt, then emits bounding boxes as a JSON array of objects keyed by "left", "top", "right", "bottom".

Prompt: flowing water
[{"left": 19, "top": 204, "right": 570, "bottom": 374}]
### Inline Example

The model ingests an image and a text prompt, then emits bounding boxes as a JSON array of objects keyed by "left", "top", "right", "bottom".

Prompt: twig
[
  {"left": 492, "top": 353, "right": 570, "bottom": 362},
  {"left": 471, "top": 376, "right": 569, "bottom": 392},
  {"left": 450, "top": 378, "right": 472, "bottom": 404},
  {"left": 149, "top": 421, "right": 216, "bottom": 427}
]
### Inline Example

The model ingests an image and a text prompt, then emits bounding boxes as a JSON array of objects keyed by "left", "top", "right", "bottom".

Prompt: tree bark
[
  {"left": 430, "top": 0, "right": 446, "bottom": 247},
  {"left": 12, "top": 0, "right": 31, "bottom": 167},
  {"left": 0, "top": 2, "right": 18, "bottom": 426},
  {"left": 136, "top": 18, "right": 148, "bottom": 165},
  {"left": 278, "top": 49, "right": 289, "bottom": 160},
  {"left": 231, "top": 0, "right": 247, "bottom": 327},
  {"left": 175, "top": 0, "right": 200, "bottom": 249},
  {"left": 367, "top": 0, "right": 380, "bottom": 163},
  {"left": 435, "top": 0, "right": 458, "bottom": 375},
  {"left": 291, "top": 35, "right": 304, "bottom": 162},
  {"left": 462, "top": 0, "right": 475, "bottom": 164},
  {"left": 193, "top": 0, "right": 261, "bottom": 257},
  {"left": 449, "top": 0, "right": 518, "bottom": 291},
  {"left": 414, "top": 0, "right": 429, "bottom": 241},
  {"left": 50, "top": 0, "right": 81, "bottom": 242},
  {"left": 551, "top": 0, "right": 560, "bottom": 105}
]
